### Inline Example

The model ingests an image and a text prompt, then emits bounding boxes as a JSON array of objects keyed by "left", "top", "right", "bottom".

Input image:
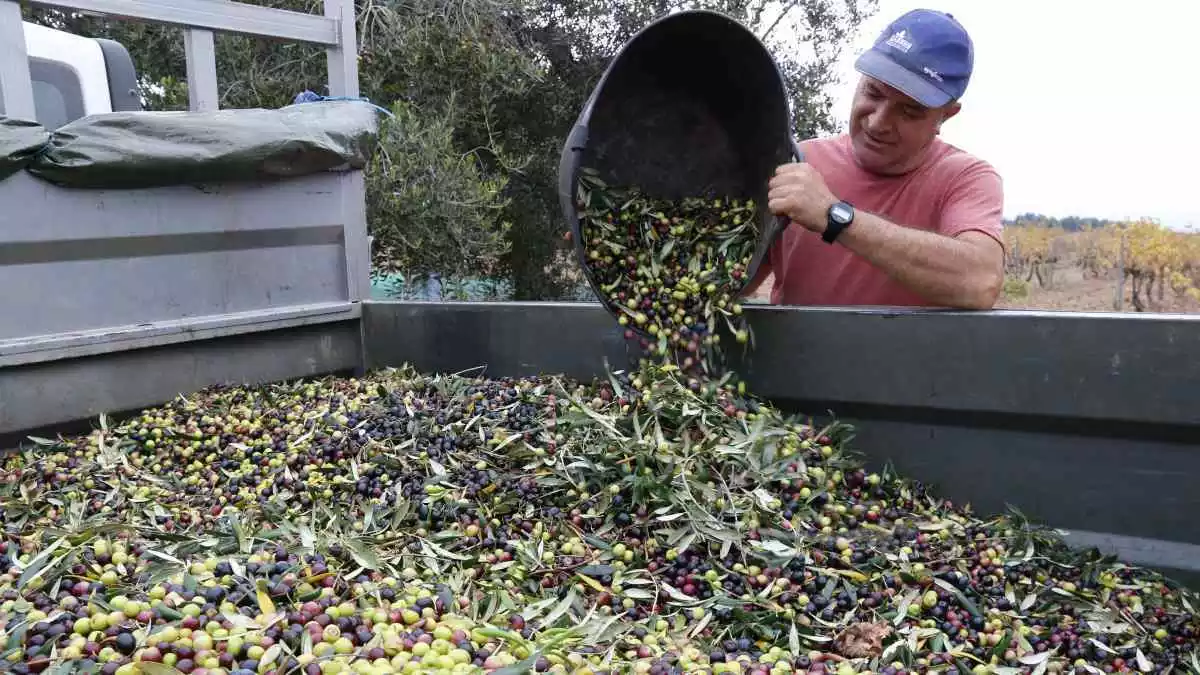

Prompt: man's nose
[{"left": 865, "top": 106, "right": 893, "bottom": 135}]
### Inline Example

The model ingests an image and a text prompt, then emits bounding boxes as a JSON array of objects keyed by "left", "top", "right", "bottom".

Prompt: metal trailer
[
  {"left": 1, "top": 0, "right": 1199, "bottom": 589},
  {"left": 0, "top": 0, "right": 369, "bottom": 410}
]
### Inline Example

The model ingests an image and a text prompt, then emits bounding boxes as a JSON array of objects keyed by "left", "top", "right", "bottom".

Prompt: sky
[{"left": 815, "top": 0, "right": 1200, "bottom": 230}]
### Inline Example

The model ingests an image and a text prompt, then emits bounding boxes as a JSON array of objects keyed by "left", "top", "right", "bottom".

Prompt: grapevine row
[{"left": 1003, "top": 219, "right": 1200, "bottom": 311}]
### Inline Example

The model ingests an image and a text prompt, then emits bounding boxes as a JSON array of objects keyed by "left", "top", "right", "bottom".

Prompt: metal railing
[{"left": 0, "top": 0, "right": 358, "bottom": 114}]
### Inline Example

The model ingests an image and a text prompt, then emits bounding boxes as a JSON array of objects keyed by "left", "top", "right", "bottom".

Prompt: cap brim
[{"left": 854, "top": 50, "right": 952, "bottom": 108}]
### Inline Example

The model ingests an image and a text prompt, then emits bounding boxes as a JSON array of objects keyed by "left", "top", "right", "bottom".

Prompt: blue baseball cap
[{"left": 854, "top": 9, "right": 974, "bottom": 108}]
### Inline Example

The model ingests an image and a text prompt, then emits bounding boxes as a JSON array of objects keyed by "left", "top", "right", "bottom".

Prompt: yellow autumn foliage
[{"left": 1005, "top": 218, "right": 1200, "bottom": 306}]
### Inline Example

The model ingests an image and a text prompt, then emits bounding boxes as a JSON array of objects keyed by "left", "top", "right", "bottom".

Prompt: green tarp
[
  {"left": 0, "top": 117, "right": 51, "bottom": 181},
  {"left": 0, "top": 100, "right": 380, "bottom": 189}
]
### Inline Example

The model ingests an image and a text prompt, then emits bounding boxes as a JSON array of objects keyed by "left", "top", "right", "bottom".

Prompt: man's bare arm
[
  {"left": 838, "top": 211, "right": 1004, "bottom": 309},
  {"left": 766, "top": 162, "right": 1005, "bottom": 310}
]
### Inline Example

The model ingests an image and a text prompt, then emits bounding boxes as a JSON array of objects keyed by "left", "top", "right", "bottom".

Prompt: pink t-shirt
[{"left": 763, "top": 133, "right": 1004, "bottom": 308}]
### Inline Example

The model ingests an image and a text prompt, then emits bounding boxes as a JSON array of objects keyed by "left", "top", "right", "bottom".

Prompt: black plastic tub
[{"left": 557, "top": 10, "right": 801, "bottom": 336}]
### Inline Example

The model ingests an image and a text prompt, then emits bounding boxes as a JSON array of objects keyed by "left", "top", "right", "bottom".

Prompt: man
[{"left": 747, "top": 8, "right": 1005, "bottom": 310}]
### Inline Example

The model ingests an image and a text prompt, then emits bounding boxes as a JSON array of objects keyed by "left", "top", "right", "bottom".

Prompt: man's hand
[{"left": 767, "top": 163, "right": 840, "bottom": 233}]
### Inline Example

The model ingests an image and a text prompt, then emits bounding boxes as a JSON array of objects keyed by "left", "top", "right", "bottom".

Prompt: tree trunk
[
  {"left": 1041, "top": 263, "right": 1056, "bottom": 290},
  {"left": 1130, "top": 272, "right": 1145, "bottom": 312},
  {"left": 1113, "top": 236, "right": 1126, "bottom": 311}
]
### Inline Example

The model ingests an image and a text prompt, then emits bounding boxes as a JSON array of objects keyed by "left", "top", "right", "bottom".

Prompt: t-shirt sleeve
[{"left": 939, "top": 161, "right": 1005, "bottom": 247}]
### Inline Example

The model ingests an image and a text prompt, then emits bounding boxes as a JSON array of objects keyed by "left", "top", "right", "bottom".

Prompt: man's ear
[{"left": 941, "top": 101, "right": 963, "bottom": 124}]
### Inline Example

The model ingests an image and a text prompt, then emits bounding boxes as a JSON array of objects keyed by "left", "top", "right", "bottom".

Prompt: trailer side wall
[{"left": 362, "top": 301, "right": 1200, "bottom": 585}]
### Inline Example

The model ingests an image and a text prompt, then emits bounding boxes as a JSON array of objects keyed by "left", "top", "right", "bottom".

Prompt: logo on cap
[{"left": 885, "top": 30, "right": 913, "bottom": 53}]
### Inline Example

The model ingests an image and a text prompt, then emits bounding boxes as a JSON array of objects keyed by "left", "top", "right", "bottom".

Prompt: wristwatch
[{"left": 823, "top": 201, "right": 854, "bottom": 244}]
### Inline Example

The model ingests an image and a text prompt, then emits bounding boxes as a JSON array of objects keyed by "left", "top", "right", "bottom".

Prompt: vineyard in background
[{"left": 1003, "top": 217, "right": 1200, "bottom": 313}]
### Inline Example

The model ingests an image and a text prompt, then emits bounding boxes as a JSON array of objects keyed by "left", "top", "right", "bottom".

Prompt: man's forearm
[{"left": 838, "top": 211, "right": 1002, "bottom": 309}]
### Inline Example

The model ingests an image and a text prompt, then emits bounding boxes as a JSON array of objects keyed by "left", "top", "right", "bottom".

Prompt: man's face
[{"left": 848, "top": 75, "right": 961, "bottom": 175}]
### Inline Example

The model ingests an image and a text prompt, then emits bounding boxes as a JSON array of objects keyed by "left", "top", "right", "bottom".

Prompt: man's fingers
[
  {"left": 767, "top": 197, "right": 792, "bottom": 216},
  {"left": 768, "top": 173, "right": 802, "bottom": 191},
  {"left": 774, "top": 162, "right": 810, "bottom": 177},
  {"left": 766, "top": 187, "right": 790, "bottom": 206},
  {"left": 768, "top": 183, "right": 803, "bottom": 202},
  {"left": 769, "top": 166, "right": 814, "bottom": 192}
]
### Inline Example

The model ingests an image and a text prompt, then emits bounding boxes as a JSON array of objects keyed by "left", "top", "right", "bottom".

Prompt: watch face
[{"left": 831, "top": 203, "right": 853, "bottom": 224}]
